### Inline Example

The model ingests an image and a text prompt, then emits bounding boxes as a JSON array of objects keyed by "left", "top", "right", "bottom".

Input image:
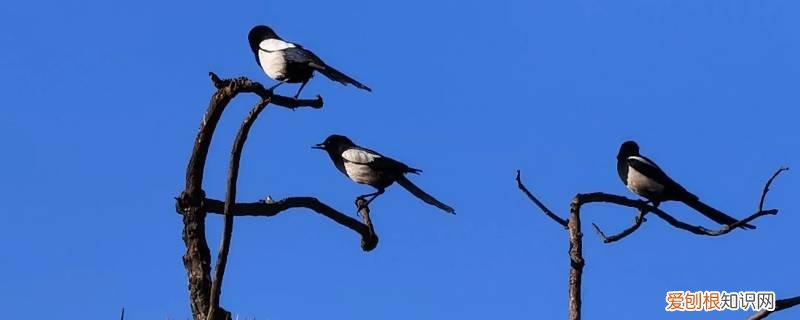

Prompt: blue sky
[{"left": 1, "top": 0, "right": 798, "bottom": 319}]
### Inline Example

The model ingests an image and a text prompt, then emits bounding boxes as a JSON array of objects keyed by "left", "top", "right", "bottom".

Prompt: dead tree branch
[
  {"left": 515, "top": 170, "right": 567, "bottom": 227},
  {"left": 203, "top": 198, "right": 378, "bottom": 251},
  {"left": 516, "top": 167, "right": 787, "bottom": 320},
  {"left": 590, "top": 209, "right": 647, "bottom": 244},
  {"left": 206, "top": 98, "right": 271, "bottom": 320},
  {"left": 515, "top": 170, "right": 582, "bottom": 320},
  {"left": 207, "top": 72, "right": 323, "bottom": 109},
  {"left": 175, "top": 73, "right": 374, "bottom": 320},
  {"left": 591, "top": 166, "right": 788, "bottom": 242},
  {"left": 759, "top": 167, "right": 789, "bottom": 212},
  {"left": 566, "top": 197, "right": 584, "bottom": 320},
  {"left": 748, "top": 295, "right": 800, "bottom": 320}
]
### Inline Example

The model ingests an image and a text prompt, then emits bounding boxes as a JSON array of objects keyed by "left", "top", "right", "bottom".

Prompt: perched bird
[
  {"left": 616, "top": 141, "right": 754, "bottom": 229},
  {"left": 313, "top": 135, "right": 455, "bottom": 214},
  {"left": 248, "top": 25, "right": 371, "bottom": 98}
]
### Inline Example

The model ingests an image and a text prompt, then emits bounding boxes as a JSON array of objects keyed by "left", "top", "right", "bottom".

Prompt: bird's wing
[
  {"left": 264, "top": 43, "right": 319, "bottom": 66},
  {"left": 627, "top": 156, "right": 692, "bottom": 197},
  {"left": 258, "top": 38, "right": 297, "bottom": 52},
  {"left": 292, "top": 45, "right": 324, "bottom": 64},
  {"left": 258, "top": 41, "right": 370, "bottom": 91},
  {"left": 626, "top": 156, "right": 669, "bottom": 182},
  {"left": 342, "top": 147, "right": 382, "bottom": 165},
  {"left": 259, "top": 42, "right": 340, "bottom": 77},
  {"left": 341, "top": 147, "right": 419, "bottom": 173}
]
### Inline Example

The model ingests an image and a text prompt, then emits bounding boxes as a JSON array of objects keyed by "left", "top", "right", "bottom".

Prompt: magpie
[
  {"left": 313, "top": 135, "right": 455, "bottom": 214},
  {"left": 248, "top": 25, "right": 372, "bottom": 98},
  {"left": 616, "top": 141, "right": 754, "bottom": 229}
]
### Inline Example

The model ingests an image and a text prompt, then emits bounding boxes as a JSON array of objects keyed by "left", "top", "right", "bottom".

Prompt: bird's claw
[{"left": 355, "top": 197, "right": 370, "bottom": 216}]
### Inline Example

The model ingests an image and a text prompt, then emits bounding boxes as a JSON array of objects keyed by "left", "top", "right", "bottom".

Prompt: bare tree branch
[
  {"left": 759, "top": 167, "right": 789, "bottom": 212},
  {"left": 207, "top": 98, "right": 271, "bottom": 320},
  {"left": 566, "top": 197, "right": 584, "bottom": 320},
  {"left": 591, "top": 209, "right": 647, "bottom": 244},
  {"left": 355, "top": 198, "right": 378, "bottom": 250},
  {"left": 516, "top": 167, "right": 788, "bottom": 320},
  {"left": 203, "top": 197, "right": 379, "bottom": 251},
  {"left": 208, "top": 72, "right": 322, "bottom": 110},
  {"left": 748, "top": 295, "right": 800, "bottom": 320},
  {"left": 582, "top": 193, "right": 778, "bottom": 238},
  {"left": 516, "top": 170, "right": 568, "bottom": 227},
  {"left": 591, "top": 166, "right": 788, "bottom": 241},
  {"left": 176, "top": 73, "right": 325, "bottom": 320},
  {"left": 515, "top": 171, "right": 585, "bottom": 320}
]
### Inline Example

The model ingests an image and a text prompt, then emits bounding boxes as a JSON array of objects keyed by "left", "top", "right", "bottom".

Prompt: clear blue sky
[{"left": 1, "top": 0, "right": 798, "bottom": 319}]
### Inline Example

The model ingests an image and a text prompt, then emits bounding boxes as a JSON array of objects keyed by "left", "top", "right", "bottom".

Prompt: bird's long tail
[
  {"left": 682, "top": 198, "right": 755, "bottom": 229},
  {"left": 309, "top": 62, "right": 372, "bottom": 92},
  {"left": 395, "top": 175, "right": 455, "bottom": 214}
]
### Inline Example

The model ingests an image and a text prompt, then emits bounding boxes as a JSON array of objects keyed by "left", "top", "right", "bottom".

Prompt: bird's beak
[{"left": 311, "top": 143, "right": 325, "bottom": 150}]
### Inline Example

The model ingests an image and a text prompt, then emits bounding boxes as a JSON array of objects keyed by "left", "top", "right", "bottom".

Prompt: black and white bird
[
  {"left": 248, "top": 25, "right": 371, "bottom": 98},
  {"left": 313, "top": 135, "right": 455, "bottom": 214},
  {"left": 616, "top": 141, "right": 754, "bottom": 229}
]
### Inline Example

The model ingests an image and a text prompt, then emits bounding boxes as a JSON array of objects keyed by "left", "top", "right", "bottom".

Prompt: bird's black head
[
  {"left": 248, "top": 25, "right": 280, "bottom": 52},
  {"left": 312, "top": 134, "right": 354, "bottom": 153},
  {"left": 617, "top": 140, "right": 640, "bottom": 160}
]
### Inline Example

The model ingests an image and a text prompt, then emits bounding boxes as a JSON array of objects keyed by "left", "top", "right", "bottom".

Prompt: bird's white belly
[
  {"left": 344, "top": 162, "right": 381, "bottom": 185},
  {"left": 627, "top": 166, "right": 664, "bottom": 196},
  {"left": 258, "top": 50, "right": 287, "bottom": 80}
]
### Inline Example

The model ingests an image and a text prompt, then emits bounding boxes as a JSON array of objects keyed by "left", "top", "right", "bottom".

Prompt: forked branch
[
  {"left": 177, "top": 73, "right": 376, "bottom": 320},
  {"left": 591, "top": 166, "right": 788, "bottom": 243},
  {"left": 516, "top": 166, "right": 788, "bottom": 320}
]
